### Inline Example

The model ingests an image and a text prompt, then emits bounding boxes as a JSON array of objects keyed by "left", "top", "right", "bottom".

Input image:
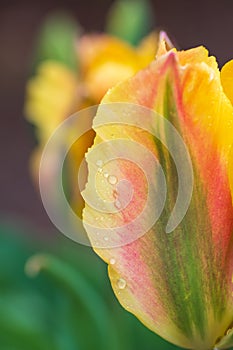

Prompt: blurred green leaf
[
  {"left": 25, "top": 253, "right": 122, "bottom": 350},
  {"left": 0, "top": 291, "right": 55, "bottom": 350},
  {"left": 0, "top": 221, "right": 184, "bottom": 349},
  {"left": 32, "top": 12, "right": 79, "bottom": 72},
  {"left": 106, "top": 0, "right": 154, "bottom": 45}
]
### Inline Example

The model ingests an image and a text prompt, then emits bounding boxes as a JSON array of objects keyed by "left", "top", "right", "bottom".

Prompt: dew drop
[
  {"left": 103, "top": 172, "right": 109, "bottom": 178},
  {"left": 117, "top": 278, "right": 126, "bottom": 289},
  {"left": 104, "top": 236, "right": 109, "bottom": 241},
  {"left": 114, "top": 199, "right": 121, "bottom": 209},
  {"left": 109, "top": 258, "right": 116, "bottom": 265},
  {"left": 108, "top": 175, "right": 118, "bottom": 185},
  {"left": 96, "top": 160, "right": 103, "bottom": 167}
]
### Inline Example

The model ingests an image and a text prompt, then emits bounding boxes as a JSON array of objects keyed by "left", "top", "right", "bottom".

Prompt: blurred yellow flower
[
  {"left": 25, "top": 31, "right": 158, "bottom": 212},
  {"left": 25, "top": 31, "right": 158, "bottom": 141},
  {"left": 25, "top": 61, "right": 78, "bottom": 143},
  {"left": 77, "top": 32, "right": 158, "bottom": 101}
]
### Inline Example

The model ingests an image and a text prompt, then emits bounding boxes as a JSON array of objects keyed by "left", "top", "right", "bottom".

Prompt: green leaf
[
  {"left": 106, "top": 0, "right": 154, "bottom": 45},
  {"left": 0, "top": 294, "right": 55, "bottom": 350},
  {"left": 32, "top": 12, "right": 79, "bottom": 72},
  {"left": 0, "top": 221, "right": 182, "bottom": 349},
  {"left": 25, "top": 253, "right": 122, "bottom": 350}
]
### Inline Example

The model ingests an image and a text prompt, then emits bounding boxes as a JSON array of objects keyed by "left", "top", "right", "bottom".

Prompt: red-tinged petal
[{"left": 82, "top": 46, "right": 233, "bottom": 349}]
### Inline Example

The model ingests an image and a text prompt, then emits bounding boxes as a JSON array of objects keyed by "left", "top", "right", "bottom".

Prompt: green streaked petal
[{"left": 83, "top": 40, "right": 233, "bottom": 349}]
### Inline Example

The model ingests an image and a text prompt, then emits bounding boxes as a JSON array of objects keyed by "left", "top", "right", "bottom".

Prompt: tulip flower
[{"left": 82, "top": 35, "right": 233, "bottom": 349}]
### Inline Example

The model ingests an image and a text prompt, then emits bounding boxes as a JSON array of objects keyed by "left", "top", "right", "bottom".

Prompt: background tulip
[{"left": 24, "top": 12, "right": 158, "bottom": 216}]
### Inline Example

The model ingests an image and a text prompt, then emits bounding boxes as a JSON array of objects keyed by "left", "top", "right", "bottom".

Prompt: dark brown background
[{"left": 1, "top": 0, "right": 232, "bottom": 233}]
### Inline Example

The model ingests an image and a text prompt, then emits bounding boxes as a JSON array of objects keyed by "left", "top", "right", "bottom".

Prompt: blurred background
[
  {"left": 0, "top": 0, "right": 233, "bottom": 349},
  {"left": 1, "top": 0, "right": 233, "bottom": 230}
]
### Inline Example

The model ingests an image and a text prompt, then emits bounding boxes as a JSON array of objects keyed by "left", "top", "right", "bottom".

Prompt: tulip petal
[{"left": 83, "top": 42, "right": 233, "bottom": 349}]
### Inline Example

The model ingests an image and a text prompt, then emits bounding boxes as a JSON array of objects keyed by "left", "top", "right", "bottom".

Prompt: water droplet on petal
[
  {"left": 103, "top": 172, "right": 109, "bottom": 178},
  {"left": 108, "top": 175, "right": 118, "bottom": 185},
  {"left": 114, "top": 200, "right": 121, "bottom": 209},
  {"left": 96, "top": 160, "right": 103, "bottom": 167},
  {"left": 104, "top": 236, "right": 109, "bottom": 241},
  {"left": 117, "top": 278, "right": 126, "bottom": 289},
  {"left": 109, "top": 258, "right": 116, "bottom": 265}
]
